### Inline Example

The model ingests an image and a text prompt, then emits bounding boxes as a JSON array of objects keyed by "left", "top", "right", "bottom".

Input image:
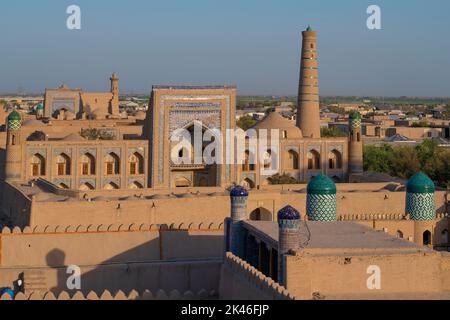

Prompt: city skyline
[{"left": 0, "top": 0, "right": 449, "bottom": 96}]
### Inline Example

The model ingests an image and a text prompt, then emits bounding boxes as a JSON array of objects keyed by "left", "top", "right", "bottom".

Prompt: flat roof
[{"left": 243, "top": 221, "right": 431, "bottom": 254}]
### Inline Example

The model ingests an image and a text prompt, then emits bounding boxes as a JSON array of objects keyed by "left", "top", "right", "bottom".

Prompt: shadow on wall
[{"left": 44, "top": 231, "right": 223, "bottom": 296}]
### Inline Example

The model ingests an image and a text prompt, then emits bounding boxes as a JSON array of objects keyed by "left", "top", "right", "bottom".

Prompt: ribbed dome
[
  {"left": 407, "top": 172, "right": 435, "bottom": 194},
  {"left": 252, "top": 111, "right": 302, "bottom": 139},
  {"left": 230, "top": 185, "right": 248, "bottom": 197},
  {"left": 307, "top": 174, "right": 337, "bottom": 195},
  {"left": 8, "top": 110, "right": 21, "bottom": 121},
  {"left": 278, "top": 205, "right": 301, "bottom": 220}
]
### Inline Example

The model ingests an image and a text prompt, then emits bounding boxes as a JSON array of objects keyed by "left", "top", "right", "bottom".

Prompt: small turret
[
  {"left": 7, "top": 110, "right": 22, "bottom": 130},
  {"left": 307, "top": 174, "right": 337, "bottom": 221},
  {"left": 277, "top": 205, "right": 301, "bottom": 286},
  {"left": 35, "top": 104, "right": 44, "bottom": 120},
  {"left": 406, "top": 172, "right": 436, "bottom": 221},
  {"left": 224, "top": 186, "right": 249, "bottom": 258},
  {"left": 230, "top": 185, "right": 249, "bottom": 222}
]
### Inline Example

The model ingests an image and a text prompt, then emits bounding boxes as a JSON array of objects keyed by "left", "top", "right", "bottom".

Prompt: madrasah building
[
  {"left": 1, "top": 26, "right": 357, "bottom": 193},
  {"left": 0, "top": 27, "right": 450, "bottom": 301}
]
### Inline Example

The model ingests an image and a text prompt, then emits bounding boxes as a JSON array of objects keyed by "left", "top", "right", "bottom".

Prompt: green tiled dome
[
  {"left": 407, "top": 172, "right": 435, "bottom": 194},
  {"left": 36, "top": 104, "right": 44, "bottom": 110},
  {"left": 307, "top": 174, "right": 336, "bottom": 195},
  {"left": 349, "top": 111, "right": 362, "bottom": 128},
  {"left": 8, "top": 110, "right": 21, "bottom": 121},
  {"left": 306, "top": 25, "right": 313, "bottom": 32},
  {"left": 349, "top": 111, "right": 361, "bottom": 120}
]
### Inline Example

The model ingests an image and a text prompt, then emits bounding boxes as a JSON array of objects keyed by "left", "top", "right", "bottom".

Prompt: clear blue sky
[{"left": 0, "top": 0, "right": 449, "bottom": 96}]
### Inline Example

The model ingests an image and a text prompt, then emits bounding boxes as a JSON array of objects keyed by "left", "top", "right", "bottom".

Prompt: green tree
[
  {"left": 363, "top": 144, "right": 393, "bottom": 173},
  {"left": 320, "top": 127, "right": 347, "bottom": 137},
  {"left": 236, "top": 115, "right": 256, "bottom": 131},
  {"left": 268, "top": 173, "right": 298, "bottom": 185},
  {"left": 387, "top": 146, "right": 420, "bottom": 179},
  {"left": 363, "top": 140, "right": 450, "bottom": 188},
  {"left": 411, "top": 120, "right": 429, "bottom": 127}
]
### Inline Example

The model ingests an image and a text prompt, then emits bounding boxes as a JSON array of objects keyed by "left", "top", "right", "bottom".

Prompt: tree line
[{"left": 364, "top": 140, "right": 450, "bottom": 188}]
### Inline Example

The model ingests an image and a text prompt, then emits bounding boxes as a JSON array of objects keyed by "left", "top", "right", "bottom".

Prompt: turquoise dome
[
  {"left": 307, "top": 174, "right": 337, "bottom": 195},
  {"left": 407, "top": 172, "right": 435, "bottom": 194},
  {"left": 36, "top": 104, "right": 44, "bottom": 110},
  {"left": 8, "top": 110, "right": 21, "bottom": 121},
  {"left": 306, "top": 25, "right": 313, "bottom": 32}
]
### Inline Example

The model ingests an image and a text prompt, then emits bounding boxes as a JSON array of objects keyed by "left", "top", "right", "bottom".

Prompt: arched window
[
  {"left": 396, "top": 230, "right": 404, "bottom": 239},
  {"left": 307, "top": 150, "right": 320, "bottom": 170},
  {"left": 176, "top": 146, "right": 192, "bottom": 163},
  {"left": 328, "top": 150, "right": 343, "bottom": 169},
  {"left": 249, "top": 208, "right": 272, "bottom": 221},
  {"left": 287, "top": 150, "right": 299, "bottom": 170},
  {"left": 129, "top": 152, "right": 144, "bottom": 175},
  {"left": 263, "top": 150, "right": 272, "bottom": 170},
  {"left": 80, "top": 153, "right": 96, "bottom": 176},
  {"left": 423, "top": 230, "right": 431, "bottom": 246},
  {"left": 105, "top": 152, "right": 120, "bottom": 175},
  {"left": 242, "top": 150, "right": 255, "bottom": 172},
  {"left": 56, "top": 153, "right": 71, "bottom": 176},
  {"left": 30, "top": 154, "right": 46, "bottom": 177}
]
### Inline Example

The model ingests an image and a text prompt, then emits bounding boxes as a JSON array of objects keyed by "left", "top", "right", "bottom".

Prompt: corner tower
[
  {"left": 225, "top": 186, "right": 249, "bottom": 258},
  {"left": 296, "top": 26, "right": 321, "bottom": 138},
  {"left": 307, "top": 174, "right": 337, "bottom": 221},
  {"left": 5, "top": 111, "right": 23, "bottom": 182},
  {"left": 277, "top": 205, "right": 301, "bottom": 286},
  {"left": 406, "top": 172, "right": 436, "bottom": 221}
]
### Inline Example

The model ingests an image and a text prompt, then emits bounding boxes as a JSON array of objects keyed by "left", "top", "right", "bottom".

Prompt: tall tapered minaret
[
  {"left": 110, "top": 72, "right": 120, "bottom": 116},
  {"left": 296, "top": 26, "right": 321, "bottom": 138}
]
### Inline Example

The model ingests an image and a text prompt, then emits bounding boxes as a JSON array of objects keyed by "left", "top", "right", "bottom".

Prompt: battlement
[
  {"left": 0, "top": 288, "right": 218, "bottom": 300},
  {"left": 0, "top": 222, "right": 224, "bottom": 235},
  {"left": 338, "top": 212, "right": 449, "bottom": 221},
  {"left": 219, "top": 252, "right": 295, "bottom": 300}
]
